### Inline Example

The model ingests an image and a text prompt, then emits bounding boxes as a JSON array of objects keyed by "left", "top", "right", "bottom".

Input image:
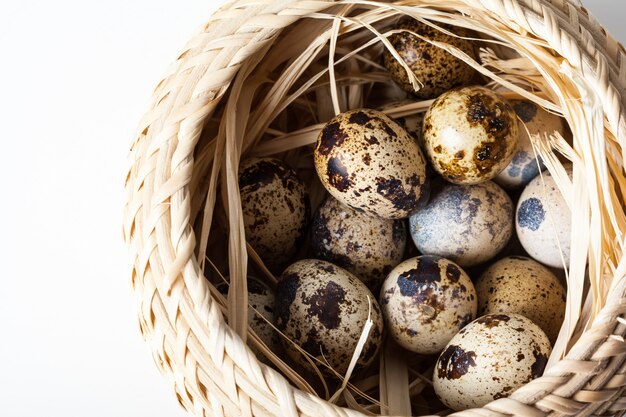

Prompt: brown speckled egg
[
  {"left": 380, "top": 255, "right": 477, "bottom": 354},
  {"left": 275, "top": 259, "right": 384, "bottom": 375},
  {"left": 409, "top": 181, "right": 513, "bottom": 267},
  {"left": 516, "top": 165, "right": 572, "bottom": 268},
  {"left": 383, "top": 17, "right": 477, "bottom": 98},
  {"left": 314, "top": 108, "right": 428, "bottom": 219},
  {"left": 216, "top": 276, "right": 280, "bottom": 357},
  {"left": 239, "top": 157, "right": 309, "bottom": 272},
  {"left": 423, "top": 86, "right": 519, "bottom": 184},
  {"left": 311, "top": 196, "right": 406, "bottom": 290},
  {"left": 495, "top": 100, "right": 565, "bottom": 189},
  {"left": 433, "top": 313, "right": 552, "bottom": 410},
  {"left": 476, "top": 256, "right": 566, "bottom": 343}
]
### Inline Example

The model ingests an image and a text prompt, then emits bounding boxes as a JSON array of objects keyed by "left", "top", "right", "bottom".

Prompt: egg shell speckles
[
  {"left": 275, "top": 259, "right": 384, "bottom": 375},
  {"left": 314, "top": 108, "right": 428, "bottom": 219},
  {"left": 239, "top": 157, "right": 310, "bottom": 272},
  {"left": 216, "top": 277, "right": 281, "bottom": 357},
  {"left": 311, "top": 196, "right": 406, "bottom": 290},
  {"left": 516, "top": 166, "right": 572, "bottom": 268},
  {"left": 495, "top": 100, "right": 565, "bottom": 189},
  {"left": 423, "top": 86, "right": 519, "bottom": 184},
  {"left": 380, "top": 255, "right": 477, "bottom": 354},
  {"left": 476, "top": 256, "right": 566, "bottom": 343},
  {"left": 409, "top": 181, "right": 513, "bottom": 267},
  {"left": 433, "top": 313, "right": 552, "bottom": 411},
  {"left": 383, "top": 18, "right": 477, "bottom": 99}
]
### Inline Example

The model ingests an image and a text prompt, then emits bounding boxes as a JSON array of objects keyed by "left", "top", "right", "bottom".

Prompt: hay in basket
[{"left": 123, "top": 0, "right": 626, "bottom": 416}]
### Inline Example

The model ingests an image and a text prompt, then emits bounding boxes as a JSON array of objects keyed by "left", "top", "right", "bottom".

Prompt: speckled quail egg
[
  {"left": 311, "top": 196, "right": 406, "bottom": 290},
  {"left": 475, "top": 256, "right": 566, "bottom": 343},
  {"left": 516, "top": 165, "right": 572, "bottom": 268},
  {"left": 215, "top": 276, "right": 280, "bottom": 357},
  {"left": 275, "top": 259, "right": 384, "bottom": 375},
  {"left": 380, "top": 255, "right": 477, "bottom": 354},
  {"left": 239, "top": 157, "right": 310, "bottom": 272},
  {"left": 433, "top": 313, "right": 552, "bottom": 410},
  {"left": 423, "top": 86, "right": 519, "bottom": 184},
  {"left": 409, "top": 181, "right": 513, "bottom": 267},
  {"left": 383, "top": 17, "right": 477, "bottom": 98},
  {"left": 495, "top": 99, "right": 565, "bottom": 189},
  {"left": 379, "top": 100, "right": 426, "bottom": 149},
  {"left": 314, "top": 108, "right": 428, "bottom": 219}
]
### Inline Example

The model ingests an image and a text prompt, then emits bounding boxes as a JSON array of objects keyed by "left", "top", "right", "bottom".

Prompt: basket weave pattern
[{"left": 124, "top": 1, "right": 626, "bottom": 416}]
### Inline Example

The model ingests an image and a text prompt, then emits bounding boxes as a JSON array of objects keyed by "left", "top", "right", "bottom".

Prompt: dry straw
[{"left": 124, "top": 0, "right": 626, "bottom": 416}]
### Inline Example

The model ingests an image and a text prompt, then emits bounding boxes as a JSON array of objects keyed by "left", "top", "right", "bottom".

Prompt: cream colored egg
[
  {"left": 423, "top": 86, "right": 519, "bottom": 184},
  {"left": 476, "top": 256, "right": 566, "bottom": 343},
  {"left": 433, "top": 313, "right": 552, "bottom": 410},
  {"left": 216, "top": 276, "right": 280, "bottom": 357},
  {"left": 311, "top": 196, "right": 406, "bottom": 290},
  {"left": 383, "top": 17, "right": 477, "bottom": 98},
  {"left": 380, "top": 256, "right": 477, "bottom": 354},
  {"left": 516, "top": 165, "right": 572, "bottom": 268},
  {"left": 239, "top": 157, "right": 310, "bottom": 272},
  {"left": 409, "top": 181, "right": 513, "bottom": 267},
  {"left": 275, "top": 259, "right": 384, "bottom": 375},
  {"left": 495, "top": 100, "right": 565, "bottom": 189},
  {"left": 314, "top": 108, "right": 428, "bottom": 219}
]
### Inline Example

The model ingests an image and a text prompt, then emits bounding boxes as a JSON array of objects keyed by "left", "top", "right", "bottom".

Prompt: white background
[{"left": 0, "top": 1, "right": 623, "bottom": 416}]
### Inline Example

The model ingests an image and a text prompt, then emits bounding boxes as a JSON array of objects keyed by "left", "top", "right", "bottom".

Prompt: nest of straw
[{"left": 124, "top": 1, "right": 626, "bottom": 416}]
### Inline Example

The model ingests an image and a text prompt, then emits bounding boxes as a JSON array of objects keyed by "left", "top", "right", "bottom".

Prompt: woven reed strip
[{"left": 123, "top": 0, "right": 626, "bottom": 416}]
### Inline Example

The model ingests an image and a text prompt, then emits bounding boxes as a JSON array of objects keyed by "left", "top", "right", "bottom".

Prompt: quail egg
[
  {"left": 239, "top": 157, "right": 310, "bottom": 272},
  {"left": 409, "top": 181, "right": 513, "bottom": 267},
  {"left": 215, "top": 276, "right": 280, "bottom": 357},
  {"left": 275, "top": 259, "right": 384, "bottom": 375},
  {"left": 516, "top": 165, "right": 572, "bottom": 268},
  {"left": 380, "top": 255, "right": 477, "bottom": 354},
  {"left": 475, "top": 256, "right": 566, "bottom": 343},
  {"left": 433, "top": 313, "right": 552, "bottom": 410},
  {"left": 383, "top": 17, "right": 477, "bottom": 98},
  {"left": 495, "top": 99, "right": 565, "bottom": 189},
  {"left": 423, "top": 86, "right": 519, "bottom": 184},
  {"left": 311, "top": 196, "right": 406, "bottom": 290},
  {"left": 314, "top": 108, "right": 428, "bottom": 219}
]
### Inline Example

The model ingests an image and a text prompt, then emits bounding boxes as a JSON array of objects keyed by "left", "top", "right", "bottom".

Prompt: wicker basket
[{"left": 124, "top": 0, "right": 626, "bottom": 416}]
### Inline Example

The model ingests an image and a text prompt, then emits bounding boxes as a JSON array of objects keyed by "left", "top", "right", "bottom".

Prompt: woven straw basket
[{"left": 124, "top": 0, "right": 626, "bottom": 416}]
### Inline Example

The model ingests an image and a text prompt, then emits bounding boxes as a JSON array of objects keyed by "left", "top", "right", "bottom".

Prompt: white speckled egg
[
  {"left": 380, "top": 255, "right": 477, "bottom": 354},
  {"left": 216, "top": 276, "right": 280, "bottom": 357},
  {"left": 275, "top": 259, "right": 384, "bottom": 375},
  {"left": 311, "top": 196, "right": 406, "bottom": 290},
  {"left": 314, "top": 108, "right": 428, "bottom": 220},
  {"left": 495, "top": 100, "right": 565, "bottom": 189},
  {"left": 383, "top": 17, "right": 477, "bottom": 99},
  {"left": 423, "top": 86, "right": 519, "bottom": 184},
  {"left": 239, "top": 158, "right": 310, "bottom": 272},
  {"left": 433, "top": 313, "right": 552, "bottom": 410},
  {"left": 476, "top": 256, "right": 566, "bottom": 343},
  {"left": 409, "top": 181, "right": 513, "bottom": 267},
  {"left": 516, "top": 165, "right": 572, "bottom": 268}
]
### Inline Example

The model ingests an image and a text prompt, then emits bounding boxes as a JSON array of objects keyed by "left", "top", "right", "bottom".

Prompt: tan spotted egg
[
  {"left": 476, "top": 256, "right": 566, "bottom": 343},
  {"left": 239, "top": 157, "right": 309, "bottom": 272},
  {"left": 216, "top": 276, "right": 280, "bottom": 357},
  {"left": 383, "top": 17, "right": 477, "bottom": 99},
  {"left": 275, "top": 259, "right": 384, "bottom": 375},
  {"left": 380, "top": 255, "right": 477, "bottom": 354},
  {"left": 423, "top": 86, "right": 519, "bottom": 184},
  {"left": 495, "top": 99, "right": 565, "bottom": 189},
  {"left": 314, "top": 108, "right": 428, "bottom": 220},
  {"left": 409, "top": 181, "right": 513, "bottom": 267},
  {"left": 516, "top": 165, "right": 572, "bottom": 268},
  {"left": 433, "top": 313, "right": 552, "bottom": 410},
  {"left": 311, "top": 196, "right": 406, "bottom": 290}
]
